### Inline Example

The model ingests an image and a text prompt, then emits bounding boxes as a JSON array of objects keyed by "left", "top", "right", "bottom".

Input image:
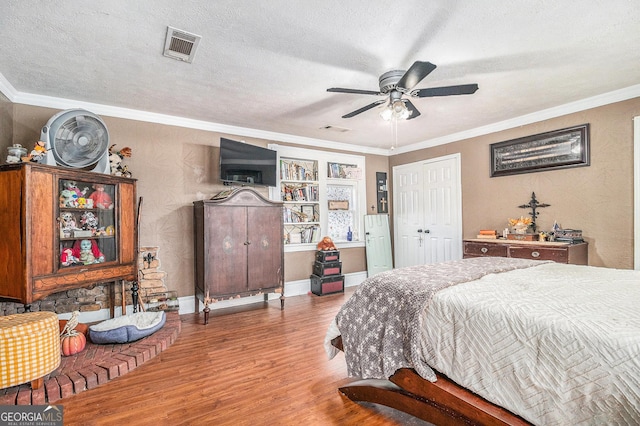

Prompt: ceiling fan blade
[
  {"left": 412, "top": 83, "right": 479, "bottom": 97},
  {"left": 396, "top": 61, "right": 437, "bottom": 90},
  {"left": 342, "top": 99, "right": 386, "bottom": 118},
  {"left": 327, "top": 87, "right": 382, "bottom": 96},
  {"left": 403, "top": 100, "right": 421, "bottom": 120}
]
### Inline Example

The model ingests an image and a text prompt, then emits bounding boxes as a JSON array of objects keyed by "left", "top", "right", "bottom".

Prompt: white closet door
[{"left": 393, "top": 154, "right": 462, "bottom": 267}]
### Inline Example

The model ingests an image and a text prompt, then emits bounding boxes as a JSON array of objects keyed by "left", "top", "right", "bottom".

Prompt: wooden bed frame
[{"left": 331, "top": 336, "right": 532, "bottom": 426}]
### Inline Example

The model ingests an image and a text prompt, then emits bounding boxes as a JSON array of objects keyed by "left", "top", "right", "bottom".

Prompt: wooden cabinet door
[
  {"left": 204, "top": 205, "right": 248, "bottom": 295},
  {"left": 246, "top": 206, "right": 282, "bottom": 291}
]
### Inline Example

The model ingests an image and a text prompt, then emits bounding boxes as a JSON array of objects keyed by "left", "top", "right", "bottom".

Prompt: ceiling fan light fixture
[
  {"left": 380, "top": 100, "right": 411, "bottom": 121},
  {"left": 380, "top": 105, "right": 393, "bottom": 121}
]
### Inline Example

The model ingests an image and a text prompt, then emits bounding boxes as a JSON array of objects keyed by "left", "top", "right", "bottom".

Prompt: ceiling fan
[{"left": 327, "top": 61, "right": 479, "bottom": 120}]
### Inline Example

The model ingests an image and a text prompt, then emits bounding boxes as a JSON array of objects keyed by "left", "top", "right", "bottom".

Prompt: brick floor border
[{"left": 0, "top": 311, "right": 181, "bottom": 405}]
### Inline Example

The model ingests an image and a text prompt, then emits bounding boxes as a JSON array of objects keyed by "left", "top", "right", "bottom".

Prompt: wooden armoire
[{"left": 193, "top": 188, "right": 284, "bottom": 317}]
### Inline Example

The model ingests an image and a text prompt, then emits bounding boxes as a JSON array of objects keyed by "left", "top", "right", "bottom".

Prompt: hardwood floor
[{"left": 58, "top": 288, "right": 432, "bottom": 425}]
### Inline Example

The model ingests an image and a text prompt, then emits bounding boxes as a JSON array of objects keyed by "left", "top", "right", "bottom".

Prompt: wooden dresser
[{"left": 463, "top": 238, "right": 588, "bottom": 265}]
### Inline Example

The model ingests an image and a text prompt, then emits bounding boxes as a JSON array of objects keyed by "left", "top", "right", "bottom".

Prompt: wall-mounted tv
[{"left": 219, "top": 138, "right": 277, "bottom": 187}]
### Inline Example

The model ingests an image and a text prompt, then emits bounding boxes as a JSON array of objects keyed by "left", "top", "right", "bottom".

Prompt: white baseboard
[{"left": 64, "top": 271, "right": 368, "bottom": 322}]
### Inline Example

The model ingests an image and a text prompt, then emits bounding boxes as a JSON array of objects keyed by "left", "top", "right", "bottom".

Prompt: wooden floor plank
[{"left": 58, "top": 289, "right": 432, "bottom": 425}]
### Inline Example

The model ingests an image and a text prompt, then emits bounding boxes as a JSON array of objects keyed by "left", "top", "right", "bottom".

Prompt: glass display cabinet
[
  {"left": 58, "top": 179, "right": 118, "bottom": 268},
  {"left": 0, "top": 163, "right": 137, "bottom": 309}
]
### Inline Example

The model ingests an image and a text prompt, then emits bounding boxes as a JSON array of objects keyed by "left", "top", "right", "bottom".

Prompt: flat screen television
[{"left": 219, "top": 138, "right": 278, "bottom": 187}]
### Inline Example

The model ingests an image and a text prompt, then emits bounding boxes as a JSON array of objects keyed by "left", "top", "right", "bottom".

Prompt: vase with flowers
[{"left": 508, "top": 216, "right": 532, "bottom": 234}]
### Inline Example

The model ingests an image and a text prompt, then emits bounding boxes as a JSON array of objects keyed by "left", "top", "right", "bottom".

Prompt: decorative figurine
[
  {"left": 108, "top": 144, "right": 132, "bottom": 177},
  {"left": 71, "top": 239, "right": 105, "bottom": 264},
  {"left": 60, "top": 248, "right": 79, "bottom": 266},
  {"left": 80, "top": 211, "right": 99, "bottom": 234},
  {"left": 6, "top": 144, "right": 27, "bottom": 163},
  {"left": 88, "top": 184, "right": 113, "bottom": 209},
  {"left": 22, "top": 140, "right": 47, "bottom": 162},
  {"left": 60, "top": 212, "right": 78, "bottom": 238}
]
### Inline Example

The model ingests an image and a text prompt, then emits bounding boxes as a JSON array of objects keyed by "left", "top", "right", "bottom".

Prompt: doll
[
  {"left": 60, "top": 212, "right": 78, "bottom": 238},
  {"left": 88, "top": 184, "right": 113, "bottom": 209},
  {"left": 60, "top": 248, "right": 79, "bottom": 266},
  {"left": 72, "top": 239, "right": 105, "bottom": 264},
  {"left": 80, "top": 211, "right": 99, "bottom": 234}
]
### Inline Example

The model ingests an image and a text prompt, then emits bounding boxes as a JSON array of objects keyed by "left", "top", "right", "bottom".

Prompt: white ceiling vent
[{"left": 163, "top": 26, "right": 201, "bottom": 63}]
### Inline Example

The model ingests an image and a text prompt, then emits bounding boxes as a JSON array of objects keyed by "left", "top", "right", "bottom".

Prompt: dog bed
[{"left": 89, "top": 311, "right": 166, "bottom": 344}]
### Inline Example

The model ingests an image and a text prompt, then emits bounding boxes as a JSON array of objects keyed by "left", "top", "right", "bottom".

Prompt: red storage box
[
  {"left": 313, "top": 261, "right": 342, "bottom": 277},
  {"left": 315, "top": 250, "right": 340, "bottom": 262},
  {"left": 310, "top": 274, "right": 344, "bottom": 296}
]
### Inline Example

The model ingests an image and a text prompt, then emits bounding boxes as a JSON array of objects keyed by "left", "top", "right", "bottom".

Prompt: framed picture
[
  {"left": 490, "top": 124, "right": 590, "bottom": 177},
  {"left": 328, "top": 200, "right": 349, "bottom": 210},
  {"left": 301, "top": 205, "right": 315, "bottom": 221}
]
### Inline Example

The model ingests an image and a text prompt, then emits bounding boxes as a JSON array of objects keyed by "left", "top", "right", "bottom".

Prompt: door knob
[
  {"left": 417, "top": 229, "right": 423, "bottom": 233},
  {"left": 425, "top": 229, "right": 430, "bottom": 233}
]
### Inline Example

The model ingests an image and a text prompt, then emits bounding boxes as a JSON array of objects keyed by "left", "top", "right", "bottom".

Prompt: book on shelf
[
  {"left": 282, "top": 183, "right": 318, "bottom": 202},
  {"left": 287, "top": 226, "right": 320, "bottom": 244},
  {"left": 476, "top": 234, "right": 498, "bottom": 239},
  {"left": 478, "top": 229, "right": 497, "bottom": 235},
  {"left": 281, "top": 160, "right": 317, "bottom": 181}
]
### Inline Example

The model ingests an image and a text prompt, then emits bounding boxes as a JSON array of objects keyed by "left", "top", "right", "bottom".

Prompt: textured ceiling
[{"left": 1, "top": 1, "right": 639, "bottom": 154}]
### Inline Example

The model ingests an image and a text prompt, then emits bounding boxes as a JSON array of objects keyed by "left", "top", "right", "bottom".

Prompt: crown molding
[
  {"left": 1, "top": 72, "right": 638, "bottom": 157},
  {"left": 0, "top": 73, "right": 18, "bottom": 100},
  {"left": 393, "top": 84, "right": 640, "bottom": 154},
  {"left": 0, "top": 73, "right": 388, "bottom": 156}
]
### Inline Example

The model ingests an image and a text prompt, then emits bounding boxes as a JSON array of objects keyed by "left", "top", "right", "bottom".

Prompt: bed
[{"left": 325, "top": 257, "right": 640, "bottom": 425}]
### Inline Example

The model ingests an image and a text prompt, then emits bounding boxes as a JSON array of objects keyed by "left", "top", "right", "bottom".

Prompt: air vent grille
[
  {"left": 320, "top": 125, "right": 351, "bottom": 133},
  {"left": 163, "top": 26, "right": 201, "bottom": 63}
]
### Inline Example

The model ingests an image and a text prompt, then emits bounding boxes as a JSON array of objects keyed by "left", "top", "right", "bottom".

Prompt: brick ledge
[{"left": 0, "top": 311, "right": 181, "bottom": 405}]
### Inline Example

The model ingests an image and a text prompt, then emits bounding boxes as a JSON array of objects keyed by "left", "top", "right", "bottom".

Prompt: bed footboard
[{"left": 333, "top": 336, "right": 531, "bottom": 426}]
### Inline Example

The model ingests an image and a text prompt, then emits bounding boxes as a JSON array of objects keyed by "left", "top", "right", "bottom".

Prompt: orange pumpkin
[{"left": 61, "top": 332, "right": 86, "bottom": 356}]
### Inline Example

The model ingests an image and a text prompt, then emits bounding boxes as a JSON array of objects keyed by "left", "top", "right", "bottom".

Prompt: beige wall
[
  {"left": 3, "top": 104, "right": 388, "bottom": 296},
  {"left": 0, "top": 92, "right": 12, "bottom": 149},
  {"left": 390, "top": 97, "right": 640, "bottom": 269},
  {"left": 3, "top": 96, "right": 636, "bottom": 301}
]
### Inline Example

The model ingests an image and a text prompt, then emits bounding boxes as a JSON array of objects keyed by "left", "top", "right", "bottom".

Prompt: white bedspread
[{"left": 421, "top": 262, "right": 640, "bottom": 425}]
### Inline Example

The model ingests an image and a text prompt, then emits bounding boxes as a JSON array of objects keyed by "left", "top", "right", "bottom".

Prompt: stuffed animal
[
  {"left": 22, "top": 140, "right": 47, "bottom": 162},
  {"left": 59, "top": 189, "right": 78, "bottom": 208},
  {"left": 80, "top": 211, "right": 99, "bottom": 233},
  {"left": 317, "top": 236, "right": 337, "bottom": 251},
  {"left": 88, "top": 184, "right": 113, "bottom": 209},
  {"left": 109, "top": 144, "right": 132, "bottom": 177},
  {"left": 60, "top": 248, "right": 79, "bottom": 266},
  {"left": 63, "top": 180, "right": 88, "bottom": 198}
]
